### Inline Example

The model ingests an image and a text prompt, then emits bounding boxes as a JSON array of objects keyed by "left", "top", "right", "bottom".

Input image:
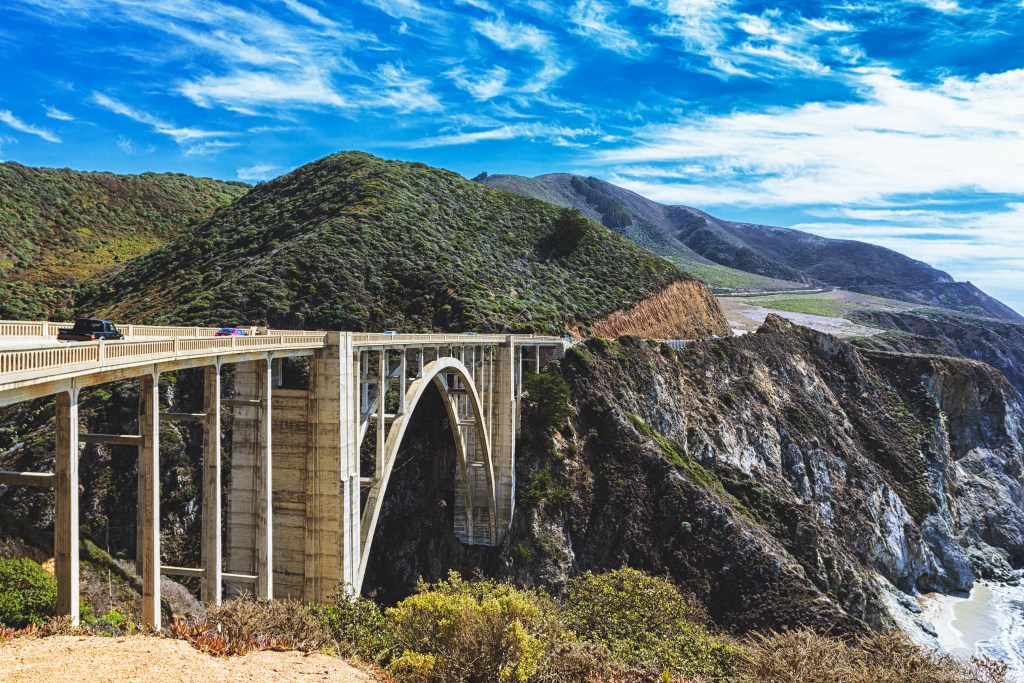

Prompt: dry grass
[
  {"left": 737, "top": 630, "right": 1009, "bottom": 683},
  {"left": 172, "top": 597, "right": 331, "bottom": 656}
]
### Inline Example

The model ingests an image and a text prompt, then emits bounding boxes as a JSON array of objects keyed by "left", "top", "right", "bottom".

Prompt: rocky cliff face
[
  {"left": 589, "top": 279, "right": 731, "bottom": 340},
  {"left": 853, "top": 308, "right": 1024, "bottom": 399},
  {"left": 366, "top": 316, "right": 1024, "bottom": 634}
]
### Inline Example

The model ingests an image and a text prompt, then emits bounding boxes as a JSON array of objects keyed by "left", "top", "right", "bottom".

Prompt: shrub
[
  {"left": 385, "top": 572, "right": 564, "bottom": 683},
  {"left": 521, "top": 373, "right": 572, "bottom": 434},
  {"left": 310, "top": 587, "right": 392, "bottom": 661},
  {"left": 387, "top": 651, "right": 437, "bottom": 683},
  {"left": 0, "top": 558, "right": 56, "bottom": 627},
  {"left": 737, "top": 630, "right": 1008, "bottom": 683},
  {"left": 195, "top": 598, "right": 327, "bottom": 651},
  {"left": 562, "top": 568, "right": 738, "bottom": 679}
]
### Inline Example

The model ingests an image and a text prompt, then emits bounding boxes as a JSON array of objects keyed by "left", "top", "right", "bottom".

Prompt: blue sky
[{"left": 3, "top": 0, "right": 1024, "bottom": 312}]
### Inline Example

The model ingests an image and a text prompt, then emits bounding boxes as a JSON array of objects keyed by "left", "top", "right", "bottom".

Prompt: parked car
[
  {"left": 215, "top": 327, "right": 248, "bottom": 337},
  {"left": 57, "top": 318, "right": 124, "bottom": 342}
]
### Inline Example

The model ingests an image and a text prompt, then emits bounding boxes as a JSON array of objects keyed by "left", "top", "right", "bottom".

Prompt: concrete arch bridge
[{"left": 0, "top": 321, "right": 569, "bottom": 628}]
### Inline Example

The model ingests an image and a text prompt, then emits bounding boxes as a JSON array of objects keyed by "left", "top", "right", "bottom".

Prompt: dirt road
[{"left": 0, "top": 634, "right": 378, "bottom": 683}]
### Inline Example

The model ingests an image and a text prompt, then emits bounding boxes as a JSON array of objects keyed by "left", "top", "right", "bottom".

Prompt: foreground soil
[{"left": 0, "top": 634, "right": 377, "bottom": 682}]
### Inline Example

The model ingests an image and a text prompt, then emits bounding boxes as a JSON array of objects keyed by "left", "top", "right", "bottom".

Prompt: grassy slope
[
  {"left": 740, "top": 290, "right": 913, "bottom": 319},
  {"left": 0, "top": 162, "right": 248, "bottom": 319},
  {"left": 85, "top": 152, "right": 686, "bottom": 334},
  {"left": 480, "top": 173, "right": 807, "bottom": 293}
]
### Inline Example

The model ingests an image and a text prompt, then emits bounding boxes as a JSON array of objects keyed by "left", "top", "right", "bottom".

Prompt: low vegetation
[
  {"left": 0, "top": 162, "right": 247, "bottom": 319},
  {"left": 84, "top": 152, "right": 684, "bottom": 334},
  {"left": 0, "top": 563, "right": 1005, "bottom": 682},
  {"left": 0, "top": 557, "right": 56, "bottom": 627}
]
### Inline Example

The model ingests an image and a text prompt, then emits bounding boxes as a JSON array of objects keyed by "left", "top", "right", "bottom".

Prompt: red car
[{"left": 215, "top": 327, "right": 248, "bottom": 337}]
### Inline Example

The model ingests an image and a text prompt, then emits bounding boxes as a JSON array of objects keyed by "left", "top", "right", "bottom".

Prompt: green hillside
[
  {"left": 0, "top": 163, "right": 248, "bottom": 319},
  {"left": 480, "top": 172, "right": 1021, "bottom": 321},
  {"left": 84, "top": 152, "right": 688, "bottom": 334}
]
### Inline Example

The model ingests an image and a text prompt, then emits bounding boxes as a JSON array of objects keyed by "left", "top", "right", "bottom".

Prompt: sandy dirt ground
[
  {"left": 717, "top": 297, "right": 882, "bottom": 338},
  {"left": 0, "top": 635, "right": 379, "bottom": 683}
]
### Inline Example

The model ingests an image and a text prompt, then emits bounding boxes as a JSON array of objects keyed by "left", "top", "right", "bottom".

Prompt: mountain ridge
[
  {"left": 83, "top": 151, "right": 730, "bottom": 338},
  {"left": 478, "top": 171, "right": 1020, "bottom": 322}
]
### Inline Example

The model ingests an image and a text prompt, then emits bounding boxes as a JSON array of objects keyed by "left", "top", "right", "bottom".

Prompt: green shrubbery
[
  {"left": 563, "top": 568, "right": 738, "bottom": 679},
  {"left": 520, "top": 373, "right": 571, "bottom": 434},
  {"left": 384, "top": 573, "right": 562, "bottom": 683},
  {"left": 310, "top": 588, "right": 391, "bottom": 660},
  {"left": 0, "top": 557, "right": 56, "bottom": 627},
  {"left": 304, "top": 569, "right": 737, "bottom": 682}
]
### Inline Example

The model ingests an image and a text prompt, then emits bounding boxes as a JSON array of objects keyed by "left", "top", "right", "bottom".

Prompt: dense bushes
[
  {"left": 563, "top": 568, "right": 738, "bottom": 678},
  {"left": 0, "top": 557, "right": 56, "bottom": 627},
  {"left": 307, "top": 569, "right": 736, "bottom": 682}
]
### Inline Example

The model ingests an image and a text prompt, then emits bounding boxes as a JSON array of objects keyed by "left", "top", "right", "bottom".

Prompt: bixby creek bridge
[{"left": 0, "top": 321, "right": 571, "bottom": 629}]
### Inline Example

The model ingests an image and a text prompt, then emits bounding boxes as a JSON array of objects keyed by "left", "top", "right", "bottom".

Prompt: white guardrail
[
  {"left": 0, "top": 320, "right": 571, "bottom": 387},
  {"left": 0, "top": 335, "right": 328, "bottom": 381}
]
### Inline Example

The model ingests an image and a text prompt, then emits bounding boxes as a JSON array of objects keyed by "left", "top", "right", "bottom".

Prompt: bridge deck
[{"left": 0, "top": 320, "right": 566, "bottom": 404}]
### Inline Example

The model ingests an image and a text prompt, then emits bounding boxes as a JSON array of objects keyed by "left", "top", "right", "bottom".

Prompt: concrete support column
[
  {"left": 201, "top": 364, "right": 222, "bottom": 605},
  {"left": 339, "top": 335, "right": 359, "bottom": 592},
  {"left": 305, "top": 336, "right": 341, "bottom": 601},
  {"left": 492, "top": 338, "right": 517, "bottom": 536},
  {"left": 54, "top": 390, "right": 79, "bottom": 624},
  {"left": 139, "top": 373, "right": 161, "bottom": 629},
  {"left": 255, "top": 358, "right": 273, "bottom": 599},
  {"left": 226, "top": 358, "right": 273, "bottom": 598}
]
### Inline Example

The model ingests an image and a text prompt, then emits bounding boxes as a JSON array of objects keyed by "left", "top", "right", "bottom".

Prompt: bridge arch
[{"left": 357, "top": 356, "right": 496, "bottom": 583}]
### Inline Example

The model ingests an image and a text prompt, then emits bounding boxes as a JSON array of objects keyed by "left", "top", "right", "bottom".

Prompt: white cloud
[
  {"left": 640, "top": 1, "right": 861, "bottom": 79},
  {"left": 599, "top": 67, "right": 1024, "bottom": 207},
  {"left": 183, "top": 140, "right": 240, "bottom": 156},
  {"left": 236, "top": 163, "right": 279, "bottom": 181},
  {"left": 116, "top": 135, "right": 154, "bottom": 155},
  {"left": 446, "top": 66, "right": 511, "bottom": 100},
  {"left": 453, "top": 0, "right": 496, "bottom": 11},
  {"left": 472, "top": 17, "right": 568, "bottom": 94},
  {"left": 359, "top": 0, "right": 444, "bottom": 23},
  {"left": 906, "top": 0, "right": 960, "bottom": 12},
  {"left": 92, "top": 93, "right": 233, "bottom": 144},
  {"left": 568, "top": 0, "right": 649, "bottom": 57},
  {"left": 0, "top": 109, "right": 60, "bottom": 143},
  {"left": 179, "top": 70, "right": 351, "bottom": 113},
  {"left": 401, "top": 122, "right": 599, "bottom": 148},
  {"left": 19, "top": 0, "right": 372, "bottom": 115},
  {"left": 356, "top": 63, "right": 443, "bottom": 113},
  {"left": 44, "top": 105, "right": 74, "bottom": 121}
]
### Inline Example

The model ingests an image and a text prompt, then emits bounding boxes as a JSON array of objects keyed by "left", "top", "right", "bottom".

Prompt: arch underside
[{"left": 358, "top": 357, "right": 496, "bottom": 584}]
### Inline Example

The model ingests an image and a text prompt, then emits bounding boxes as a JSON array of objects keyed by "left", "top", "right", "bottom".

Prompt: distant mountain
[
  {"left": 478, "top": 172, "right": 1021, "bottom": 322},
  {"left": 84, "top": 152, "right": 728, "bottom": 337},
  {"left": 0, "top": 163, "right": 248, "bottom": 319}
]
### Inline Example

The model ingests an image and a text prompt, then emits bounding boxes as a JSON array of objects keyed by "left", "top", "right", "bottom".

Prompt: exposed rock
[{"left": 589, "top": 279, "right": 731, "bottom": 340}]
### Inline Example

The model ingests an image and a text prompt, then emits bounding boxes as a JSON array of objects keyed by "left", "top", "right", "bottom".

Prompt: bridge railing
[
  {"left": 0, "top": 319, "right": 261, "bottom": 338},
  {"left": 0, "top": 335, "right": 326, "bottom": 385},
  {"left": 0, "top": 321, "right": 75, "bottom": 337},
  {"left": 351, "top": 333, "right": 569, "bottom": 346}
]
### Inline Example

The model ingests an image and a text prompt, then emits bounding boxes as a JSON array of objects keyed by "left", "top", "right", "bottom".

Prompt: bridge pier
[
  {"left": 225, "top": 359, "right": 274, "bottom": 599},
  {"left": 54, "top": 389, "right": 79, "bottom": 625},
  {"left": 303, "top": 332, "right": 358, "bottom": 600},
  {"left": 139, "top": 372, "right": 161, "bottom": 629},
  {"left": 493, "top": 338, "right": 517, "bottom": 534},
  {"left": 201, "top": 364, "right": 222, "bottom": 605}
]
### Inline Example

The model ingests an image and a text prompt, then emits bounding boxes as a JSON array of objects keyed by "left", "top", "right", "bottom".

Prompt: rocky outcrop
[
  {"left": 853, "top": 308, "right": 1024, "bottom": 398},
  {"left": 589, "top": 279, "right": 731, "bottom": 340},
  {"left": 492, "top": 316, "right": 1024, "bottom": 633}
]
